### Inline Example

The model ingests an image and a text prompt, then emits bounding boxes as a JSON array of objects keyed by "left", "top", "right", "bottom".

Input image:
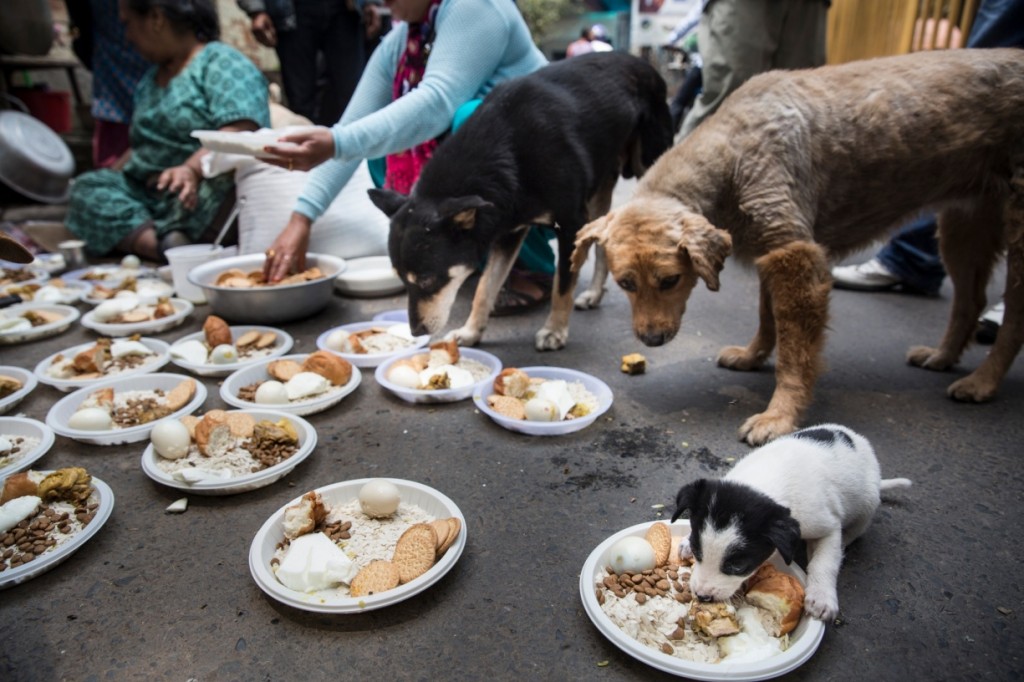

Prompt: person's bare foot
[{"left": 493, "top": 270, "right": 552, "bottom": 316}]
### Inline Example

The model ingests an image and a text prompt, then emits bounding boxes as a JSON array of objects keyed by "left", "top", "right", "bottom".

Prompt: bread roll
[
  {"left": 301, "top": 351, "right": 352, "bottom": 386},
  {"left": 0, "top": 472, "right": 38, "bottom": 504},
  {"left": 203, "top": 315, "right": 232, "bottom": 348},
  {"left": 744, "top": 564, "right": 805, "bottom": 636},
  {"left": 493, "top": 368, "right": 530, "bottom": 398},
  {"left": 282, "top": 491, "right": 326, "bottom": 539},
  {"left": 194, "top": 412, "right": 232, "bottom": 457},
  {"left": 428, "top": 339, "right": 459, "bottom": 366}
]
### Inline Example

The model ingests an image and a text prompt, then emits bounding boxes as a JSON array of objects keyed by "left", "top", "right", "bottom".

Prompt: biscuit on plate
[
  {"left": 268, "top": 359, "right": 303, "bottom": 382},
  {"left": 438, "top": 517, "right": 461, "bottom": 557},
  {"left": 350, "top": 560, "right": 401, "bottom": 597},
  {"left": 392, "top": 523, "right": 438, "bottom": 584},
  {"left": 165, "top": 378, "right": 196, "bottom": 411},
  {"left": 645, "top": 521, "right": 672, "bottom": 566}
]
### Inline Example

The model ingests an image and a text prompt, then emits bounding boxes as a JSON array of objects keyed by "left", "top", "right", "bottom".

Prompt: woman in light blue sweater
[{"left": 262, "top": 0, "right": 548, "bottom": 292}]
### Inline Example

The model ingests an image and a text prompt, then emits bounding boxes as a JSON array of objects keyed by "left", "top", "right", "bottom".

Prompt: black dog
[{"left": 368, "top": 52, "right": 672, "bottom": 350}]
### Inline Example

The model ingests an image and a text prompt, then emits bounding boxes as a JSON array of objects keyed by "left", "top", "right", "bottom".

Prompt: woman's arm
[{"left": 156, "top": 119, "right": 260, "bottom": 210}]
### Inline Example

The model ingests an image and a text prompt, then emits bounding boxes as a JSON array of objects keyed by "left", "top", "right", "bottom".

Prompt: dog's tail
[{"left": 880, "top": 477, "right": 913, "bottom": 492}]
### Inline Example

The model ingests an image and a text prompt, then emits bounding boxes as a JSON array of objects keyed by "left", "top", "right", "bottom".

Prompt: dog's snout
[
  {"left": 410, "top": 321, "right": 429, "bottom": 336},
  {"left": 639, "top": 331, "right": 668, "bottom": 347},
  {"left": 696, "top": 593, "right": 714, "bottom": 603}
]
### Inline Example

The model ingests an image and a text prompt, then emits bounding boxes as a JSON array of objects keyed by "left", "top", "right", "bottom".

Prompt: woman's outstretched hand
[
  {"left": 263, "top": 213, "right": 312, "bottom": 283},
  {"left": 263, "top": 128, "right": 335, "bottom": 172},
  {"left": 156, "top": 164, "right": 200, "bottom": 210}
]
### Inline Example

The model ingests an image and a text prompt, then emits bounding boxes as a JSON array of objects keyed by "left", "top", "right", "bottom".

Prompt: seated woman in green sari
[{"left": 66, "top": 0, "right": 270, "bottom": 261}]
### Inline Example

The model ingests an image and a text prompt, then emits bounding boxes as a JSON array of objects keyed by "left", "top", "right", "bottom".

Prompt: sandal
[{"left": 492, "top": 270, "right": 552, "bottom": 317}]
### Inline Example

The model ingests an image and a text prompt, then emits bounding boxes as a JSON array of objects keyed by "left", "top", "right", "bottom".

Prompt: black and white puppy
[
  {"left": 671, "top": 424, "right": 911, "bottom": 621},
  {"left": 368, "top": 52, "right": 672, "bottom": 351}
]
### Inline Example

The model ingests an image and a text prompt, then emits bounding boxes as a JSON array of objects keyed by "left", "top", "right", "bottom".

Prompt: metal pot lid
[{"left": 0, "top": 110, "right": 74, "bottom": 202}]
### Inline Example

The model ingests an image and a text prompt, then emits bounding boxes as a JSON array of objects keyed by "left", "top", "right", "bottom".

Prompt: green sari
[{"left": 67, "top": 42, "right": 270, "bottom": 256}]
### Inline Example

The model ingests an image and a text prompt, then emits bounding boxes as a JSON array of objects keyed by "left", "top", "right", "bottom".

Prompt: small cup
[
  {"left": 58, "top": 239, "right": 87, "bottom": 270},
  {"left": 165, "top": 244, "right": 224, "bottom": 303}
]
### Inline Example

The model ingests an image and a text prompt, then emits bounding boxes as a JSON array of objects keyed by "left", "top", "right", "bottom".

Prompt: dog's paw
[
  {"left": 947, "top": 373, "right": 998, "bottom": 403},
  {"left": 535, "top": 326, "right": 568, "bottom": 351},
  {"left": 738, "top": 411, "right": 797, "bottom": 446},
  {"left": 574, "top": 289, "right": 604, "bottom": 310},
  {"left": 717, "top": 345, "right": 767, "bottom": 371},
  {"left": 445, "top": 326, "right": 482, "bottom": 347},
  {"left": 804, "top": 587, "right": 839, "bottom": 622},
  {"left": 906, "top": 345, "right": 956, "bottom": 371}
]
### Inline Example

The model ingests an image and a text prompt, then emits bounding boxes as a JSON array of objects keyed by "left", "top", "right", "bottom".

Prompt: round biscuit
[
  {"left": 646, "top": 521, "right": 672, "bottom": 566},
  {"left": 392, "top": 523, "right": 438, "bottom": 584},
  {"left": 349, "top": 560, "right": 400, "bottom": 597},
  {"left": 437, "top": 516, "right": 461, "bottom": 557},
  {"left": 430, "top": 519, "right": 450, "bottom": 553}
]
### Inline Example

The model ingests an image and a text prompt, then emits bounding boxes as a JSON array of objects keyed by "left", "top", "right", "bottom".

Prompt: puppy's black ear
[
  {"left": 367, "top": 188, "right": 408, "bottom": 218},
  {"left": 671, "top": 480, "right": 706, "bottom": 522},
  {"left": 766, "top": 514, "right": 801, "bottom": 565},
  {"left": 438, "top": 196, "right": 494, "bottom": 230}
]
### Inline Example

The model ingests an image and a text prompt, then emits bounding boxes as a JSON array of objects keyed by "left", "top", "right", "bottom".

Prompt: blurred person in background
[
  {"left": 66, "top": 0, "right": 149, "bottom": 168},
  {"left": 679, "top": 0, "right": 828, "bottom": 137},
  {"left": 65, "top": 0, "right": 269, "bottom": 260},
  {"left": 238, "top": 0, "right": 371, "bottom": 125}
]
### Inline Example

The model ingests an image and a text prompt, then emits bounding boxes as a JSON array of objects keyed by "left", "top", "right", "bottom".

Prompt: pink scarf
[{"left": 385, "top": 0, "right": 444, "bottom": 194}]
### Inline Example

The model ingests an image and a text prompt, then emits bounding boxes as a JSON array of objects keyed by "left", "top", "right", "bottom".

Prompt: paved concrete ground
[{"left": 2, "top": 181, "right": 1022, "bottom": 681}]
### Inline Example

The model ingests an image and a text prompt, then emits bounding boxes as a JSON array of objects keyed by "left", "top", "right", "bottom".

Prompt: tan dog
[{"left": 573, "top": 48, "right": 1024, "bottom": 446}]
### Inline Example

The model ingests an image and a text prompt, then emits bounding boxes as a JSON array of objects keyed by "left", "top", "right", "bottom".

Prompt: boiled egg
[
  {"left": 170, "top": 339, "right": 210, "bottom": 365},
  {"left": 607, "top": 536, "right": 657, "bottom": 574},
  {"left": 209, "top": 344, "right": 239, "bottom": 365},
  {"left": 150, "top": 419, "right": 192, "bottom": 459},
  {"left": 387, "top": 360, "right": 421, "bottom": 389},
  {"left": 325, "top": 330, "right": 354, "bottom": 353},
  {"left": 524, "top": 397, "right": 560, "bottom": 422},
  {"left": 34, "top": 285, "right": 69, "bottom": 303},
  {"left": 358, "top": 479, "right": 401, "bottom": 518},
  {"left": 0, "top": 436, "right": 11, "bottom": 454},
  {"left": 120, "top": 254, "right": 141, "bottom": 269},
  {"left": 255, "top": 380, "right": 289, "bottom": 404},
  {"left": 68, "top": 407, "right": 114, "bottom": 431}
]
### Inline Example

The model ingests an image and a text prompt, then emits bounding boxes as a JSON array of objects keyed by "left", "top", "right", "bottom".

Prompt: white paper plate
[
  {"left": 372, "top": 309, "right": 409, "bottom": 323},
  {"left": 580, "top": 521, "right": 826, "bottom": 681},
  {"left": 62, "top": 264, "right": 154, "bottom": 286},
  {"left": 0, "top": 303, "right": 79, "bottom": 345},
  {"left": 316, "top": 321, "right": 429, "bottom": 369},
  {"left": 34, "top": 337, "right": 171, "bottom": 392},
  {"left": 0, "top": 417, "right": 56, "bottom": 478},
  {"left": 333, "top": 256, "right": 405, "bottom": 297},
  {"left": 81, "top": 298, "right": 193, "bottom": 336},
  {"left": 140, "top": 409, "right": 316, "bottom": 495},
  {"left": 249, "top": 478, "right": 467, "bottom": 613},
  {"left": 0, "top": 474, "right": 114, "bottom": 590},
  {"left": 0, "top": 265, "right": 49, "bottom": 287},
  {"left": 473, "top": 366, "right": 613, "bottom": 436},
  {"left": 375, "top": 347, "right": 502, "bottom": 404},
  {"left": 1, "top": 279, "right": 90, "bottom": 304},
  {"left": 0, "top": 367, "right": 37, "bottom": 416},
  {"left": 46, "top": 373, "right": 208, "bottom": 445},
  {"left": 191, "top": 129, "right": 309, "bottom": 158},
  {"left": 220, "top": 353, "right": 362, "bottom": 416},
  {"left": 168, "top": 325, "right": 294, "bottom": 377},
  {"left": 82, "top": 279, "right": 175, "bottom": 306}
]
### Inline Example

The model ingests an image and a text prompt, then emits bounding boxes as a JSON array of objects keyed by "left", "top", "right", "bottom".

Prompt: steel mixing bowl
[
  {"left": 188, "top": 253, "right": 346, "bottom": 323},
  {"left": 0, "top": 110, "right": 74, "bottom": 203}
]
